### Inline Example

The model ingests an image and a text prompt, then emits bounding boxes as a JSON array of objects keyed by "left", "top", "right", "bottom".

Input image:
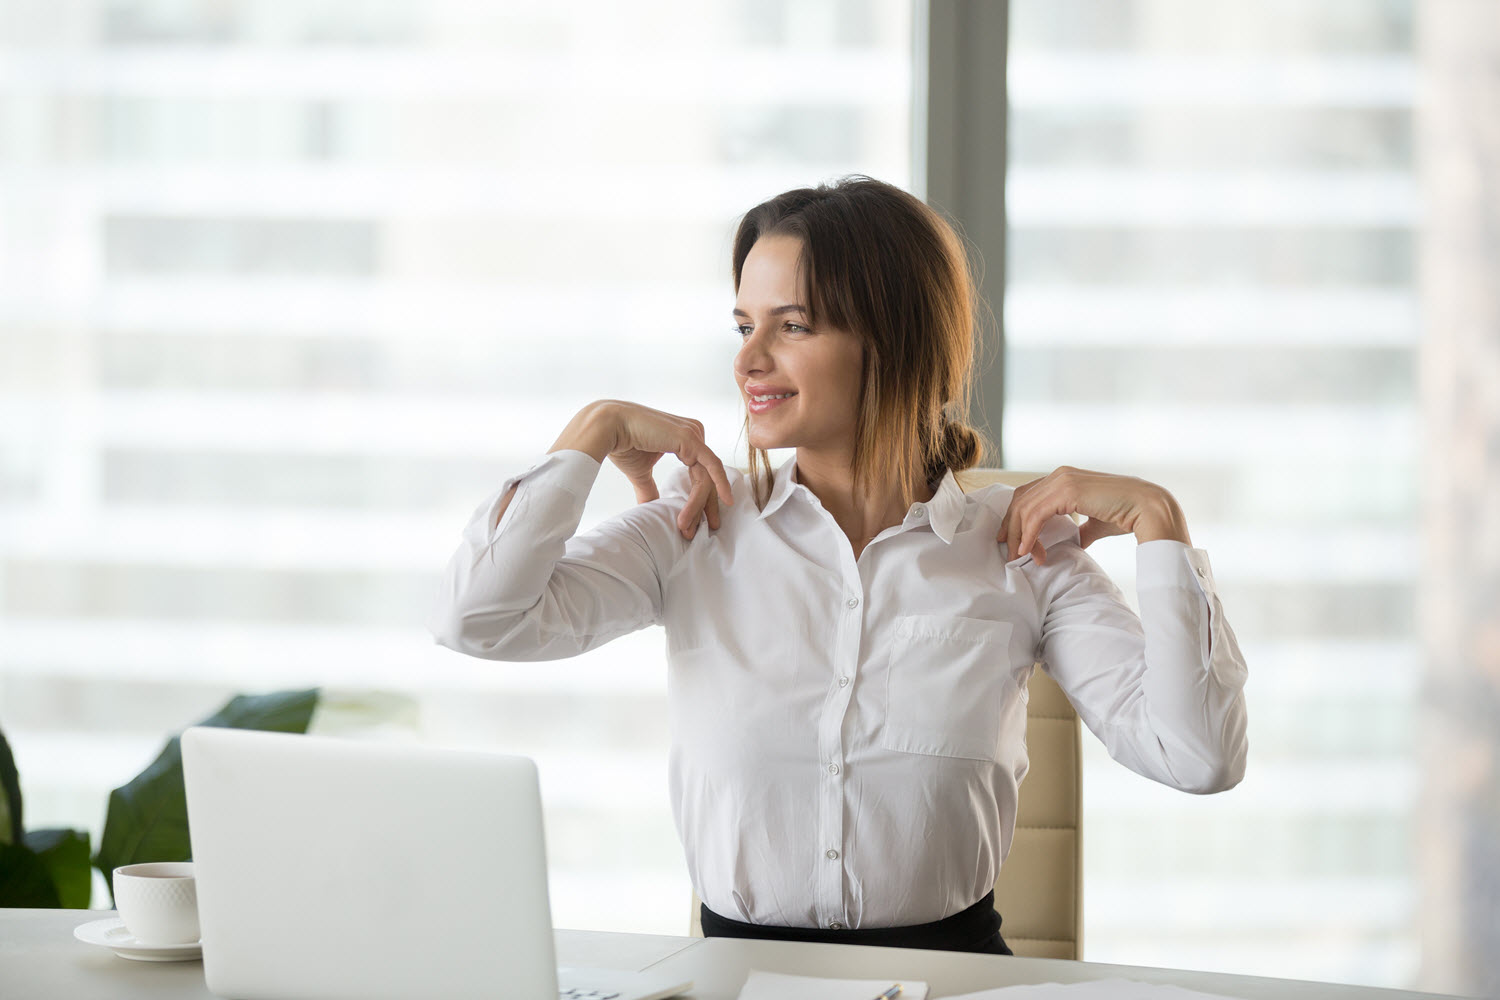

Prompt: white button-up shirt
[{"left": 429, "top": 449, "right": 1248, "bottom": 929}]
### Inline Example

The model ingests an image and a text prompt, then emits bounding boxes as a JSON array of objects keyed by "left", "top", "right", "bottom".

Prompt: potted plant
[{"left": 0, "top": 688, "right": 320, "bottom": 907}]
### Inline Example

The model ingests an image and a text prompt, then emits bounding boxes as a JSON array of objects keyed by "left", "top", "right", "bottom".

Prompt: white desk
[{"left": 0, "top": 909, "right": 1466, "bottom": 1000}]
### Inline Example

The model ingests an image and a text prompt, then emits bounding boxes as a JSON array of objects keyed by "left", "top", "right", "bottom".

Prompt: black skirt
[{"left": 699, "top": 891, "right": 1013, "bottom": 955}]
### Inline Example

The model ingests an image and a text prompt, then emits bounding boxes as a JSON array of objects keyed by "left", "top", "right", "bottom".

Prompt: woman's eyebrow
[{"left": 732, "top": 304, "right": 809, "bottom": 318}]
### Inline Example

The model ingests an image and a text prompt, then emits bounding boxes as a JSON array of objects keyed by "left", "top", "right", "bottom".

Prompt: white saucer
[{"left": 73, "top": 917, "right": 202, "bottom": 962}]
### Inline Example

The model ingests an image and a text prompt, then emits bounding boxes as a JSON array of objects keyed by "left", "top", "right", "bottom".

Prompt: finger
[
  {"left": 1007, "top": 504, "right": 1031, "bottom": 562},
  {"left": 675, "top": 436, "right": 734, "bottom": 508},
  {"left": 705, "top": 489, "right": 721, "bottom": 532},
  {"left": 1003, "top": 479, "right": 1044, "bottom": 556},
  {"left": 1016, "top": 511, "right": 1043, "bottom": 566},
  {"left": 997, "top": 478, "right": 1036, "bottom": 544},
  {"left": 636, "top": 478, "right": 661, "bottom": 503},
  {"left": 679, "top": 473, "right": 713, "bottom": 539},
  {"left": 697, "top": 448, "right": 735, "bottom": 507}
]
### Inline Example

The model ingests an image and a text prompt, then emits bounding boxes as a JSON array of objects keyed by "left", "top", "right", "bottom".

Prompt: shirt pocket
[{"left": 879, "top": 614, "right": 1016, "bottom": 762}]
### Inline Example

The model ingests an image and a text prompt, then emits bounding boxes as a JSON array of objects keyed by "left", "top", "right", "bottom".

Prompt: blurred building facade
[
  {"left": 0, "top": 0, "right": 916, "bottom": 934},
  {"left": 1005, "top": 0, "right": 1421, "bottom": 987}
]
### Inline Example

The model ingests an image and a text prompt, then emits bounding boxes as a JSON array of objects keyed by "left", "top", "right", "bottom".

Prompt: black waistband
[{"left": 699, "top": 891, "right": 1012, "bottom": 955}]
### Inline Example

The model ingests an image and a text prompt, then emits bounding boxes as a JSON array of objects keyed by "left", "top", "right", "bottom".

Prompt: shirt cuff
[
  {"left": 467, "top": 450, "right": 603, "bottom": 541},
  {"left": 498, "top": 449, "right": 602, "bottom": 499},
  {"left": 1136, "top": 538, "right": 1216, "bottom": 596}
]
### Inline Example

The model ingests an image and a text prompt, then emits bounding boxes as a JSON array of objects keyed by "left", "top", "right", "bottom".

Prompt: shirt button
[
  {"left": 838, "top": 676, "right": 850, "bottom": 688},
  {"left": 826, "top": 848, "right": 840, "bottom": 860},
  {"left": 827, "top": 762, "right": 841, "bottom": 775},
  {"left": 828, "top": 921, "right": 845, "bottom": 930},
  {"left": 912, "top": 504, "right": 926, "bottom": 518},
  {"left": 846, "top": 597, "right": 860, "bottom": 609}
]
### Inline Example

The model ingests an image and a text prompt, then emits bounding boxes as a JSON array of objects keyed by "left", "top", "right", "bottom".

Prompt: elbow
[
  {"left": 427, "top": 597, "right": 557, "bottom": 662},
  {"left": 1174, "top": 737, "right": 1248, "bottom": 795},
  {"left": 1180, "top": 755, "right": 1245, "bottom": 795},
  {"left": 426, "top": 606, "right": 507, "bottom": 660},
  {"left": 1175, "top": 697, "right": 1249, "bottom": 794},
  {"left": 427, "top": 609, "right": 474, "bottom": 656}
]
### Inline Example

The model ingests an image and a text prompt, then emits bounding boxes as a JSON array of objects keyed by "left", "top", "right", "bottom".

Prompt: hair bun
[{"left": 933, "top": 419, "right": 982, "bottom": 477}]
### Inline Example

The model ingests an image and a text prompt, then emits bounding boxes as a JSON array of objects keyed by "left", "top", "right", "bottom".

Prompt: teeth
[{"left": 752, "top": 393, "right": 795, "bottom": 402}]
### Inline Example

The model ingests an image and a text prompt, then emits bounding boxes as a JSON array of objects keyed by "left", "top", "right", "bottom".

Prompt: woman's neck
[{"left": 792, "top": 447, "right": 934, "bottom": 553}]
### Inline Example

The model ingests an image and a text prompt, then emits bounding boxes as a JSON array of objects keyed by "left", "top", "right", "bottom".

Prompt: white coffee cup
[{"left": 113, "top": 862, "right": 199, "bottom": 945}]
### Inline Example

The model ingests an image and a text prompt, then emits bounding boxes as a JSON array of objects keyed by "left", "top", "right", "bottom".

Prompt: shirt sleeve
[
  {"left": 1029, "top": 520, "right": 1249, "bottom": 794},
  {"left": 426, "top": 450, "right": 674, "bottom": 661}
]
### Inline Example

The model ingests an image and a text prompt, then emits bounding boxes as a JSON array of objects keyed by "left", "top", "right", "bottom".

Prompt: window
[
  {"left": 0, "top": 0, "right": 915, "bottom": 933},
  {"left": 1006, "top": 0, "right": 1419, "bottom": 986}
]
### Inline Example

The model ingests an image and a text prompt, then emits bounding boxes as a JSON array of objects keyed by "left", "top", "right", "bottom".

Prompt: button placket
[
  {"left": 810, "top": 514, "right": 863, "bottom": 934},
  {"left": 816, "top": 574, "right": 860, "bottom": 932}
]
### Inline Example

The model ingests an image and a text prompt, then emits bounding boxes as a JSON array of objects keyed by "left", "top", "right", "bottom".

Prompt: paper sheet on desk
[
  {"left": 942, "top": 980, "right": 1239, "bottom": 1000},
  {"left": 737, "top": 969, "right": 930, "bottom": 999}
]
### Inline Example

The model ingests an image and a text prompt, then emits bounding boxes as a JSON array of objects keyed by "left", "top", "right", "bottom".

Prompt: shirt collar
[
  {"left": 756, "top": 456, "right": 966, "bottom": 545},
  {"left": 754, "top": 454, "right": 803, "bottom": 522},
  {"left": 921, "top": 468, "right": 965, "bottom": 544}
]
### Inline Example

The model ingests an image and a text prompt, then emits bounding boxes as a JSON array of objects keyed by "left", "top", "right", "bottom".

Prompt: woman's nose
[{"left": 733, "top": 329, "right": 772, "bottom": 378}]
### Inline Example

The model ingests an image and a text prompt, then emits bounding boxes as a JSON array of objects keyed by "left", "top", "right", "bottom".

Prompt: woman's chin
[{"left": 747, "top": 431, "right": 787, "bottom": 452}]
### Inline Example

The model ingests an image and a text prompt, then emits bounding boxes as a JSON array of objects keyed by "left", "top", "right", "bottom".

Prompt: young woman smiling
[{"left": 430, "top": 176, "right": 1248, "bottom": 955}]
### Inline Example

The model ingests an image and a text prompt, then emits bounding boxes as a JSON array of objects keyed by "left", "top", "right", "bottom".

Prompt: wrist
[
  {"left": 549, "top": 401, "right": 618, "bottom": 464},
  {"left": 1133, "top": 493, "right": 1192, "bottom": 546}
]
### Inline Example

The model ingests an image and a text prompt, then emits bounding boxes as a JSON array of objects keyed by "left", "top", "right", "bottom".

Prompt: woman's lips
[{"left": 747, "top": 393, "right": 796, "bottom": 415}]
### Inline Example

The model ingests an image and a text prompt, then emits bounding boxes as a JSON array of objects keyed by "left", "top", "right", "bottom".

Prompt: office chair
[
  {"left": 687, "top": 469, "right": 1085, "bottom": 960},
  {"left": 957, "top": 468, "right": 1084, "bottom": 960}
]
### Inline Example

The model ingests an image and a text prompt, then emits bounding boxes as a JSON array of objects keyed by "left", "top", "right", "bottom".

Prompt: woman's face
[{"left": 733, "top": 235, "right": 864, "bottom": 455}]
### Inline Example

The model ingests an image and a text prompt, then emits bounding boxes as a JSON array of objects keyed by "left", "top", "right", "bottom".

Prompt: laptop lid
[{"left": 182, "top": 727, "right": 558, "bottom": 1000}]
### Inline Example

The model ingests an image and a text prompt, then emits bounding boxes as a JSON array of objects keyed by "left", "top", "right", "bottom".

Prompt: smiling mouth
[{"left": 747, "top": 392, "right": 796, "bottom": 414}]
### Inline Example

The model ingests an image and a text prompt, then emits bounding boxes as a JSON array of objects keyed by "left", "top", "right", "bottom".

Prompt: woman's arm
[
  {"left": 997, "top": 465, "right": 1192, "bottom": 561},
  {"left": 1029, "top": 535, "right": 1249, "bottom": 794},
  {"left": 428, "top": 400, "right": 733, "bottom": 661},
  {"left": 999, "top": 468, "right": 1248, "bottom": 793},
  {"left": 490, "top": 400, "right": 732, "bottom": 537},
  {"left": 483, "top": 401, "right": 617, "bottom": 531}
]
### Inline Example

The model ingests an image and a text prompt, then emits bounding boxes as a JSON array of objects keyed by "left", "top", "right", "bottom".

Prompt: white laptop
[{"left": 181, "top": 726, "right": 692, "bottom": 1000}]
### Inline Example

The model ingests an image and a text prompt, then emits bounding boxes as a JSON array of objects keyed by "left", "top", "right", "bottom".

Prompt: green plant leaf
[
  {"left": 0, "top": 727, "right": 22, "bottom": 846},
  {"left": 94, "top": 688, "right": 320, "bottom": 902},
  {"left": 24, "top": 828, "right": 92, "bottom": 909},
  {"left": 0, "top": 843, "right": 61, "bottom": 907}
]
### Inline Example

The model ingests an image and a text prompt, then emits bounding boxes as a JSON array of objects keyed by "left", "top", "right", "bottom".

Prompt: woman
[{"left": 430, "top": 176, "right": 1248, "bottom": 955}]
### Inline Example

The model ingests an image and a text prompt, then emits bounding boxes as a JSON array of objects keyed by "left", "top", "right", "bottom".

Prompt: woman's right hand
[{"left": 552, "top": 400, "right": 734, "bottom": 540}]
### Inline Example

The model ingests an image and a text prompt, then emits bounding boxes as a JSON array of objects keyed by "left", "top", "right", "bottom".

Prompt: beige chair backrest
[
  {"left": 958, "top": 468, "right": 1083, "bottom": 959},
  {"left": 688, "top": 469, "right": 1083, "bottom": 959}
]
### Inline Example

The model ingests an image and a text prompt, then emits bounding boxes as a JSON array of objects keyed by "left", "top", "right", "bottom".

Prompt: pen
[{"left": 871, "top": 985, "right": 903, "bottom": 1000}]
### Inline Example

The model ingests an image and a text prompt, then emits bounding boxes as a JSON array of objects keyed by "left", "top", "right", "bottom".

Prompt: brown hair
[{"left": 732, "top": 175, "right": 991, "bottom": 510}]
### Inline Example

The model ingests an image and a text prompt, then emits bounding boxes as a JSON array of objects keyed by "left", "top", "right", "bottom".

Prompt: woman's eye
[
  {"left": 785, "top": 323, "right": 809, "bottom": 333},
  {"left": 736, "top": 324, "right": 753, "bottom": 337}
]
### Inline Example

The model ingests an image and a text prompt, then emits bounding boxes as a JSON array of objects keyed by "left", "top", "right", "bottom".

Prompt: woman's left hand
[{"left": 998, "top": 466, "right": 1192, "bottom": 566}]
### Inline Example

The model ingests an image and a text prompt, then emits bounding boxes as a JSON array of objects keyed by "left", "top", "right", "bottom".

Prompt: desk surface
[{"left": 0, "top": 909, "right": 1466, "bottom": 1000}]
